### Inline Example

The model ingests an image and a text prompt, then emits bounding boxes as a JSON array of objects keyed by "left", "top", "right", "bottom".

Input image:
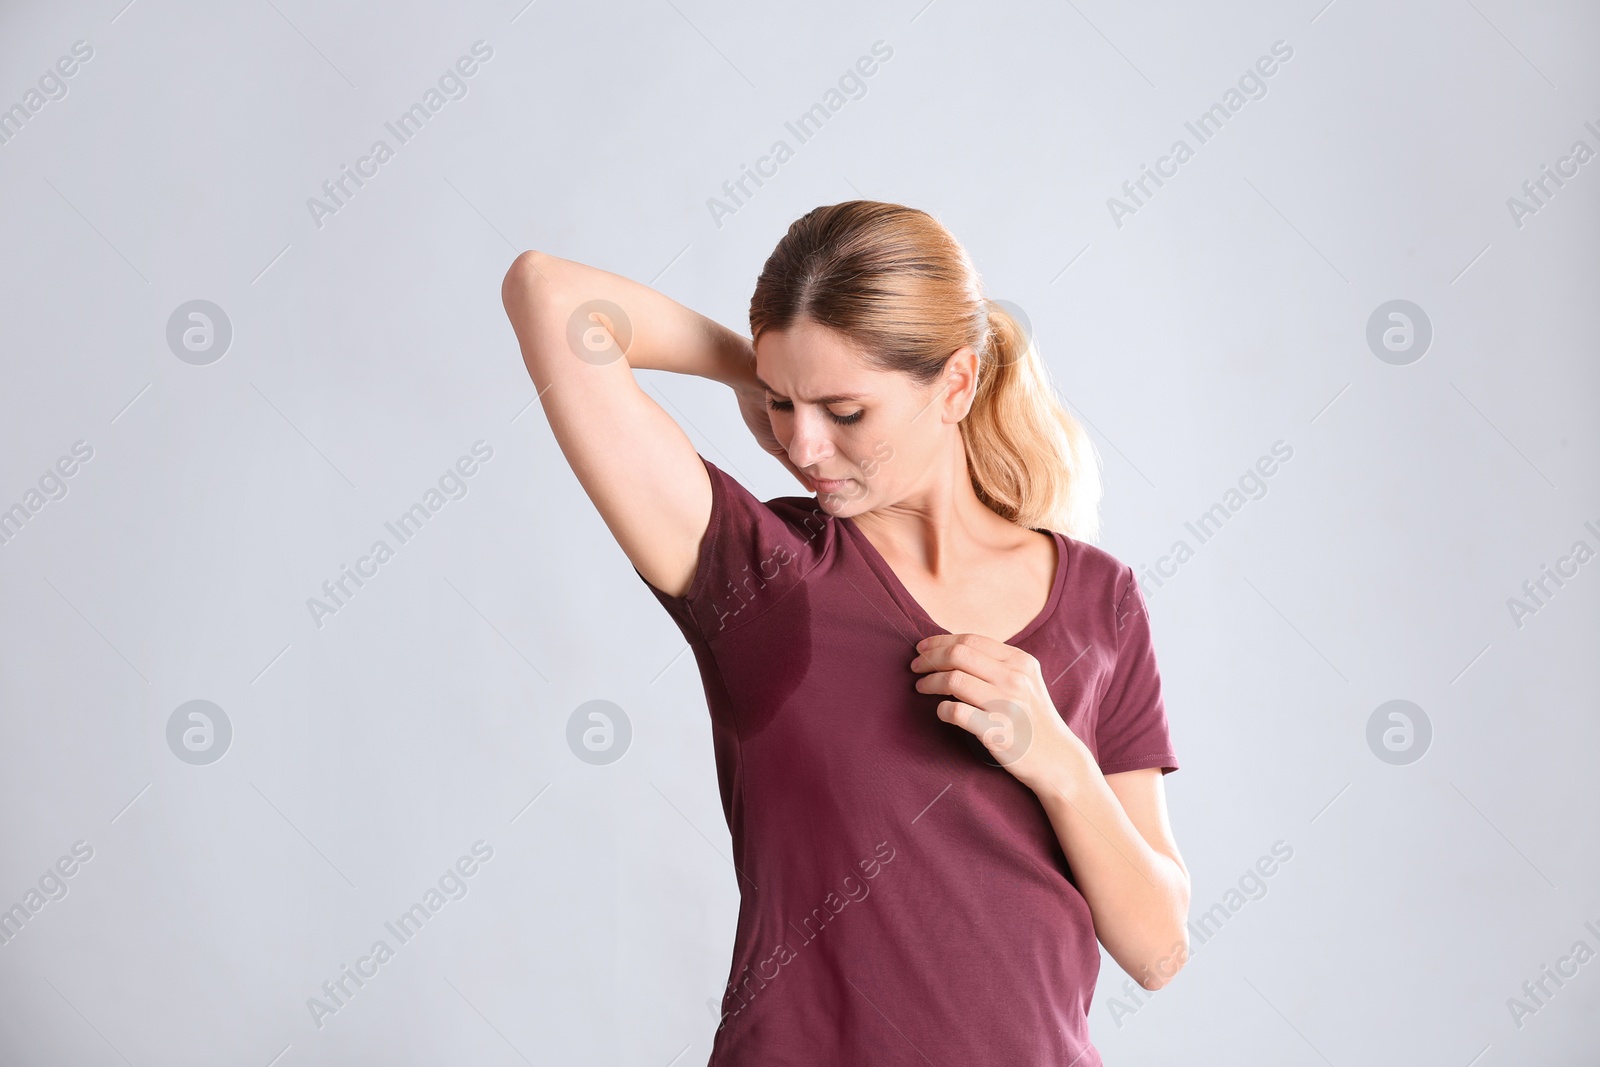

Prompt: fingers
[
  {"left": 911, "top": 634, "right": 1025, "bottom": 686},
  {"left": 936, "top": 698, "right": 1034, "bottom": 768},
  {"left": 914, "top": 666, "right": 1000, "bottom": 710},
  {"left": 915, "top": 632, "right": 1026, "bottom": 666},
  {"left": 935, "top": 699, "right": 974, "bottom": 728}
]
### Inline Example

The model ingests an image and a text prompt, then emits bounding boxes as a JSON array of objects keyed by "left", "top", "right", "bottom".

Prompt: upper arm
[
  {"left": 1105, "top": 767, "right": 1186, "bottom": 884},
  {"left": 501, "top": 250, "right": 711, "bottom": 598}
]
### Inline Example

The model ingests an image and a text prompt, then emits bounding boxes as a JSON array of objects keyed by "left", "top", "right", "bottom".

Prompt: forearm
[
  {"left": 1034, "top": 745, "right": 1190, "bottom": 988},
  {"left": 507, "top": 250, "right": 759, "bottom": 393}
]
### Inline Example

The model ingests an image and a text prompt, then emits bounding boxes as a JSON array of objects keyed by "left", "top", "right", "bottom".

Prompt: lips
[{"left": 813, "top": 477, "right": 853, "bottom": 493}]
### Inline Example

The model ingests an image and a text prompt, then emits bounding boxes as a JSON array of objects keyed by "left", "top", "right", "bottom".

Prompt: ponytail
[{"left": 962, "top": 299, "right": 1103, "bottom": 540}]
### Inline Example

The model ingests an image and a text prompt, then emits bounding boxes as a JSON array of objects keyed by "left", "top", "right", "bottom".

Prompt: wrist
[
  {"left": 1031, "top": 730, "right": 1099, "bottom": 804},
  {"left": 703, "top": 323, "right": 761, "bottom": 395}
]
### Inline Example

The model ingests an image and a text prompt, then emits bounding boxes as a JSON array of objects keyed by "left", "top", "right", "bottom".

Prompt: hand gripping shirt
[{"left": 635, "top": 455, "right": 1180, "bottom": 1067}]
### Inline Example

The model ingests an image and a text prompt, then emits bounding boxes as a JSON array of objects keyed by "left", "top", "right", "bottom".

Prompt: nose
[{"left": 785, "top": 408, "right": 835, "bottom": 470}]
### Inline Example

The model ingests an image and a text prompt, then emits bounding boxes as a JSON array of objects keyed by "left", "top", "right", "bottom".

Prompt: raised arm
[{"left": 500, "top": 250, "right": 763, "bottom": 598}]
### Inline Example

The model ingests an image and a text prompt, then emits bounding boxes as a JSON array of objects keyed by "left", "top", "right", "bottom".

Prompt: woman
[{"left": 501, "top": 200, "right": 1188, "bottom": 1065}]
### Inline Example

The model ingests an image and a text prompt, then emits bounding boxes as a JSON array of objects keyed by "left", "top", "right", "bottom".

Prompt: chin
[{"left": 814, "top": 488, "right": 868, "bottom": 514}]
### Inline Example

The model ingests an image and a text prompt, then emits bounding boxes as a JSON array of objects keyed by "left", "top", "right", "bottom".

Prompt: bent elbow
[
  {"left": 1136, "top": 931, "right": 1190, "bottom": 991},
  {"left": 503, "top": 249, "right": 583, "bottom": 318},
  {"left": 501, "top": 249, "right": 551, "bottom": 307}
]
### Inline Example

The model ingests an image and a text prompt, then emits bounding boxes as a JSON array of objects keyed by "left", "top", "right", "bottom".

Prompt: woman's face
[{"left": 754, "top": 319, "right": 977, "bottom": 516}]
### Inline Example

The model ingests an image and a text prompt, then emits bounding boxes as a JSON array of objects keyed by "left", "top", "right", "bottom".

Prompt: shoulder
[
  {"left": 1047, "top": 533, "right": 1154, "bottom": 644},
  {"left": 1056, "top": 533, "right": 1138, "bottom": 603}
]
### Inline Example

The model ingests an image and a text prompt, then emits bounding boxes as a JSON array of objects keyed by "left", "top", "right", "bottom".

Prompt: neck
[{"left": 847, "top": 437, "right": 1023, "bottom": 578}]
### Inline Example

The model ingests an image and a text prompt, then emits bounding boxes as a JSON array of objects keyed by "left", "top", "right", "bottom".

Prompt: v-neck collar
[{"left": 840, "top": 515, "right": 1070, "bottom": 646}]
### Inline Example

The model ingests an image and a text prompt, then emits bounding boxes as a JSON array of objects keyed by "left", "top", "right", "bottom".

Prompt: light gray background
[{"left": 1, "top": 0, "right": 1596, "bottom": 1064}]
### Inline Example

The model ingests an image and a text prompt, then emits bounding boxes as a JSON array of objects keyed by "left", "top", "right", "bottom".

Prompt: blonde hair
[{"left": 749, "top": 200, "right": 1103, "bottom": 541}]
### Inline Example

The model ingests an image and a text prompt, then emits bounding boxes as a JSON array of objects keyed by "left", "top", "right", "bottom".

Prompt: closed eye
[{"left": 766, "top": 397, "right": 863, "bottom": 426}]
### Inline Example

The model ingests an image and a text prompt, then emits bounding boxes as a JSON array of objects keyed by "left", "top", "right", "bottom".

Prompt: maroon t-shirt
[{"left": 636, "top": 455, "right": 1179, "bottom": 1067}]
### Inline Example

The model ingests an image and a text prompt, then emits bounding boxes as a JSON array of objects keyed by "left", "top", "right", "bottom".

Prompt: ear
[{"left": 940, "top": 346, "right": 981, "bottom": 424}]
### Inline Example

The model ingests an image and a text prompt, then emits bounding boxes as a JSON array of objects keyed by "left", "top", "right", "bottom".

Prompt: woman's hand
[
  {"left": 909, "top": 632, "right": 1090, "bottom": 795},
  {"left": 737, "top": 388, "right": 816, "bottom": 494}
]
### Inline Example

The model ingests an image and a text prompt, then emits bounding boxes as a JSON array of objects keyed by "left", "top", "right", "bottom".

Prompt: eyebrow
[{"left": 753, "top": 376, "right": 868, "bottom": 405}]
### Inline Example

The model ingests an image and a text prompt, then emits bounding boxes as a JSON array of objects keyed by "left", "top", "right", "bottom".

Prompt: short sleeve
[
  {"left": 1094, "top": 567, "right": 1179, "bottom": 775},
  {"left": 633, "top": 454, "right": 814, "bottom": 644}
]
